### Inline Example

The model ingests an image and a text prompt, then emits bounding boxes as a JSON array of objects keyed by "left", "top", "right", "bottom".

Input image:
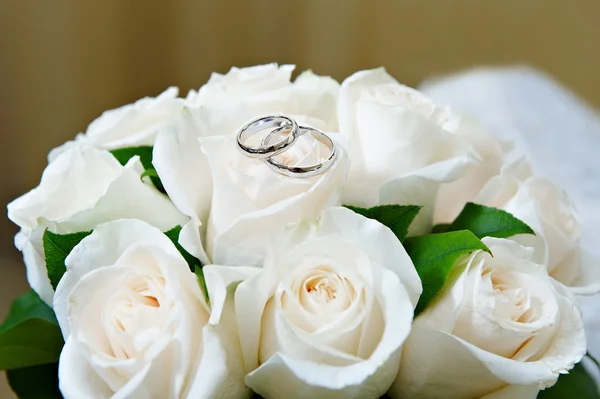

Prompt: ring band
[
  {"left": 237, "top": 115, "right": 299, "bottom": 159},
  {"left": 261, "top": 126, "right": 339, "bottom": 178}
]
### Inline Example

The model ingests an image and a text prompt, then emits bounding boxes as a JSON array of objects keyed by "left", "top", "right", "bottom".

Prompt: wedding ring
[
  {"left": 237, "top": 115, "right": 299, "bottom": 159},
  {"left": 261, "top": 126, "right": 339, "bottom": 178}
]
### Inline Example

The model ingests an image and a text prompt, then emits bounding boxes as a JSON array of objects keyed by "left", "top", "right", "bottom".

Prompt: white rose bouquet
[{"left": 2, "top": 64, "right": 598, "bottom": 399}]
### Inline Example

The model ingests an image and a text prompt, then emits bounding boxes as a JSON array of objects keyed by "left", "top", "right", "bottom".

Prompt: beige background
[{"left": 1, "top": 1, "right": 599, "bottom": 396}]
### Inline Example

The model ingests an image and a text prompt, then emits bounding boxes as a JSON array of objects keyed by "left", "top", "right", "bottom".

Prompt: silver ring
[
  {"left": 261, "top": 126, "right": 339, "bottom": 178},
  {"left": 237, "top": 115, "right": 299, "bottom": 159}
]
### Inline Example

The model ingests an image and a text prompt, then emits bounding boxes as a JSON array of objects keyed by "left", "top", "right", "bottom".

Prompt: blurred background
[{"left": 1, "top": 0, "right": 600, "bottom": 396}]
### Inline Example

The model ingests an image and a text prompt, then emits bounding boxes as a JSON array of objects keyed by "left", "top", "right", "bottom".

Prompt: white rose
[
  {"left": 200, "top": 126, "right": 349, "bottom": 266},
  {"left": 391, "top": 237, "right": 586, "bottom": 399},
  {"left": 7, "top": 143, "right": 188, "bottom": 305},
  {"left": 54, "top": 219, "right": 251, "bottom": 398},
  {"left": 233, "top": 207, "right": 422, "bottom": 398},
  {"left": 49, "top": 87, "right": 184, "bottom": 160},
  {"left": 476, "top": 158, "right": 600, "bottom": 294},
  {"left": 338, "top": 68, "right": 478, "bottom": 234},
  {"left": 44, "top": 87, "right": 211, "bottom": 264},
  {"left": 152, "top": 64, "right": 341, "bottom": 265},
  {"left": 187, "top": 63, "right": 339, "bottom": 134}
]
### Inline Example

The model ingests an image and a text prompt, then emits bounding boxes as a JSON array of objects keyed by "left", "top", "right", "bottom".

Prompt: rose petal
[
  {"left": 569, "top": 248, "right": 600, "bottom": 294},
  {"left": 7, "top": 146, "right": 122, "bottom": 230},
  {"left": 15, "top": 229, "right": 54, "bottom": 305},
  {"left": 58, "top": 338, "right": 114, "bottom": 398},
  {"left": 378, "top": 153, "right": 477, "bottom": 235},
  {"left": 434, "top": 116, "right": 504, "bottom": 223},
  {"left": 61, "top": 156, "right": 188, "bottom": 233},
  {"left": 202, "top": 265, "right": 260, "bottom": 326},
  {"left": 186, "top": 266, "right": 252, "bottom": 398},
  {"left": 235, "top": 269, "right": 278, "bottom": 373},
  {"left": 391, "top": 327, "right": 519, "bottom": 399},
  {"left": 87, "top": 87, "right": 182, "bottom": 149},
  {"left": 153, "top": 111, "right": 212, "bottom": 264},
  {"left": 480, "top": 384, "right": 539, "bottom": 399}
]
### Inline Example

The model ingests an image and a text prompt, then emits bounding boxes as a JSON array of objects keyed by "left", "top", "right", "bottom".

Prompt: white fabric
[{"left": 420, "top": 67, "right": 600, "bottom": 383}]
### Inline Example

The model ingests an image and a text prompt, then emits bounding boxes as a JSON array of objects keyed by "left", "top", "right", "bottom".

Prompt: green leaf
[
  {"left": 164, "top": 226, "right": 202, "bottom": 272},
  {"left": 110, "top": 146, "right": 165, "bottom": 193},
  {"left": 447, "top": 202, "right": 535, "bottom": 239},
  {"left": 537, "top": 360, "right": 600, "bottom": 398},
  {"left": 110, "top": 146, "right": 154, "bottom": 169},
  {"left": 0, "top": 291, "right": 63, "bottom": 370},
  {"left": 404, "top": 230, "right": 490, "bottom": 315},
  {"left": 140, "top": 168, "right": 159, "bottom": 179},
  {"left": 43, "top": 230, "right": 92, "bottom": 290},
  {"left": 165, "top": 226, "right": 209, "bottom": 303},
  {"left": 6, "top": 362, "right": 62, "bottom": 399},
  {"left": 431, "top": 223, "right": 450, "bottom": 234},
  {"left": 194, "top": 266, "right": 210, "bottom": 305},
  {"left": 345, "top": 205, "right": 421, "bottom": 242},
  {"left": 0, "top": 292, "right": 58, "bottom": 334}
]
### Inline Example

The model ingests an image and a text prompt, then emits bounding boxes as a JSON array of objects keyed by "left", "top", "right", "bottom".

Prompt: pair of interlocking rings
[{"left": 236, "top": 115, "right": 339, "bottom": 178}]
